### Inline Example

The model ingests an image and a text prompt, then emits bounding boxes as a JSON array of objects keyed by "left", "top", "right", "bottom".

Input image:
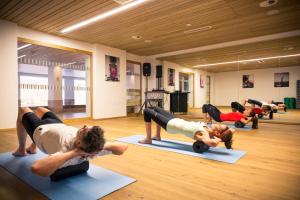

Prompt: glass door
[{"left": 126, "top": 61, "right": 141, "bottom": 114}]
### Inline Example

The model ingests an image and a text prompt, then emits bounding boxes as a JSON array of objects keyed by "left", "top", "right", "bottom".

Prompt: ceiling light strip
[
  {"left": 61, "top": 0, "right": 148, "bottom": 33},
  {"left": 17, "top": 44, "right": 32, "bottom": 50},
  {"left": 193, "top": 53, "right": 300, "bottom": 68}
]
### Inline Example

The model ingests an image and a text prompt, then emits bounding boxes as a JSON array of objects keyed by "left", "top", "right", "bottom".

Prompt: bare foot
[
  {"left": 12, "top": 149, "right": 27, "bottom": 157},
  {"left": 151, "top": 136, "right": 161, "bottom": 141},
  {"left": 26, "top": 146, "right": 37, "bottom": 154},
  {"left": 138, "top": 139, "right": 152, "bottom": 144}
]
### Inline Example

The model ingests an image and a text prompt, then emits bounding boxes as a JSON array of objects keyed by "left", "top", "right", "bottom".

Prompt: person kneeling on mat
[
  {"left": 138, "top": 107, "right": 234, "bottom": 149},
  {"left": 202, "top": 103, "right": 258, "bottom": 129},
  {"left": 13, "top": 107, "right": 128, "bottom": 177}
]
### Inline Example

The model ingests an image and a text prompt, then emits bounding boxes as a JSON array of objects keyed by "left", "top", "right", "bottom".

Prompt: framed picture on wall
[
  {"left": 168, "top": 68, "right": 175, "bottom": 86},
  {"left": 200, "top": 75, "right": 204, "bottom": 88},
  {"left": 242, "top": 74, "right": 254, "bottom": 88},
  {"left": 105, "top": 55, "right": 120, "bottom": 81},
  {"left": 274, "top": 72, "right": 289, "bottom": 87}
]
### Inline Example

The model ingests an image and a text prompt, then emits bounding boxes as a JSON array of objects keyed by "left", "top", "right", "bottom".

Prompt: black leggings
[
  {"left": 143, "top": 107, "right": 175, "bottom": 130},
  {"left": 247, "top": 99, "right": 262, "bottom": 107},
  {"left": 202, "top": 104, "right": 222, "bottom": 122},
  {"left": 231, "top": 101, "right": 245, "bottom": 113}
]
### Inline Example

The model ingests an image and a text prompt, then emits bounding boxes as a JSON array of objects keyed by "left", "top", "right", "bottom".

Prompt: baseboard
[{"left": 0, "top": 128, "right": 16, "bottom": 132}]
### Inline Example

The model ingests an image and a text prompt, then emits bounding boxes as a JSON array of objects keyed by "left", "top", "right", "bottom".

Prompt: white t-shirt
[
  {"left": 33, "top": 123, "right": 111, "bottom": 168},
  {"left": 166, "top": 118, "right": 208, "bottom": 139},
  {"left": 261, "top": 101, "right": 276, "bottom": 108}
]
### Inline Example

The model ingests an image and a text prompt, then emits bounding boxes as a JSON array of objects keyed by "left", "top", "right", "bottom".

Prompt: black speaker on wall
[
  {"left": 156, "top": 65, "right": 162, "bottom": 78},
  {"left": 143, "top": 63, "right": 151, "bottom": 76}
]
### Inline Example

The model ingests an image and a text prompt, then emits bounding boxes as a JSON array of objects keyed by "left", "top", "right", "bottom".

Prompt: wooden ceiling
[{"left": 1, "top": 0, "right": 300, "bottom": 72}]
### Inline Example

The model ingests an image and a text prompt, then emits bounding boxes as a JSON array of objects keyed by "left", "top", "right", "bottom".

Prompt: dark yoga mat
[
  {"left": 0, "top": 151, "right": 135, "bottom": 200},
  {"left": 117, "top": 135, "right": 246, "bottom": 164}
]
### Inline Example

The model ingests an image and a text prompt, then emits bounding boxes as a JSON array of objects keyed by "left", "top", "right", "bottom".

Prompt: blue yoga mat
[
  {"left": 0, "top": 151, "right": 135, "bottom": 200},
  {"left": 277, "top": 111, "right": 287, "bottom": 114},
  {"left": 117, "top": 135, "right": 246, "bottom": 164},
  {"left": 226, "top": 124, "right": 252, "bottom": 130},
  {"left": 207, "top": 123, "right": 252, "bottom": 131}
]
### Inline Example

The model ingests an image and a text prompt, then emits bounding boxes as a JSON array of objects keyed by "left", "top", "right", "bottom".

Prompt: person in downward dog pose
[{"left": 139, "top": 107, "right": 234, "bottom": 149}]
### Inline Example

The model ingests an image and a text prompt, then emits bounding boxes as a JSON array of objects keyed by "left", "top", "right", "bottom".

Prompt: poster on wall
[
  {"left": 168, "top": 68, "right": 175, "bottom": 86},
  {"left": 242, "top": 74, "right": 254, "bottom": 88},
  {"left": 274, "top": 72, "right": 289, "bottom": 87},
  {"left": 105, "top": 55, "right": 120, "bottom": 81},
  {"left": 200, "top": 75, "right": 204, "bottom": 88}
]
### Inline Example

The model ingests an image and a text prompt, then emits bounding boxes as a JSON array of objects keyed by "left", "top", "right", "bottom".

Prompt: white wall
[
  {"left": 92, "top": 44, "right": 127, "bottom": 119},
  {"left": 213, "top": 66, "right": 300, "bottom": 106},
  {"left": 0, "top": 20, "right": 18, "bottom": 129}
]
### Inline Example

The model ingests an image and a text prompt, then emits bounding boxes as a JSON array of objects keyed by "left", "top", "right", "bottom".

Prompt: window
[
  {"left": 74, "top": 79, "right": 86, "bottom": 105},
  {"left": 19, "top": 75, "right": 48, "bottom": 107}
]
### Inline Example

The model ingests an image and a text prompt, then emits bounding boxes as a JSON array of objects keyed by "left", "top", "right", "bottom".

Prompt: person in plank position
[
  {"left": 139, "top": 107, "right": 234, "bottom": 149},
  {"left": 202, "top": 103, "right": 258, "bottom": 129},
  {"left": 231, "top": 101, "right": 271, "bottom": 119},
  {"left": 13, "top": 107, "right": 128, "bottom": 177}
]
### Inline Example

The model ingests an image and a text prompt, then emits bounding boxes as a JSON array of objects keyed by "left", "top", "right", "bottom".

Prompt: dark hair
[
  {"left": 264, "top": 105, "right": 272, "bottom": 111},
  {"left": 249, "top": 111, "right": 256, "bottom": 117},
  {"left": 220, "top": 128, "right": 233, "bottom": 149},
  {"left": 81, "top": 126, "right": 105, "bottom": 153},
  {"left": 252, "top": 116, "right": 258, "bottom": 129}
]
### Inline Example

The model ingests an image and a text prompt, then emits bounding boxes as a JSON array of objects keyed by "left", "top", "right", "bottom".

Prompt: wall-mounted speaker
[
  {"left": 143, "top": 63, "right": 151, "bottom": 76},
  {"left": 156, "top": 65, "right": 162, "bottom": 78}
]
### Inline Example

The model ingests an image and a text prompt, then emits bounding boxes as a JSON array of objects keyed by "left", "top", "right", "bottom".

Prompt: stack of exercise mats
[{"left": 284, "top": 97, "right": 296, "bottom": 109}]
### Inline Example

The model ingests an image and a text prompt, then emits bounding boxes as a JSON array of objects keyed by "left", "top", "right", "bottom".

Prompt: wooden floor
[{"left": 0, "top": 116, "right": 300, "bottom": 200}]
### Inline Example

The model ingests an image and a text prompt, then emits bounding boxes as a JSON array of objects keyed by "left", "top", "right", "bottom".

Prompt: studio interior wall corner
[
  {"left": 92, "top": 44, "right": 127, "bottom": 119},
  {"left": 0, "top": 20, "right": 18, "bottom": 129}
]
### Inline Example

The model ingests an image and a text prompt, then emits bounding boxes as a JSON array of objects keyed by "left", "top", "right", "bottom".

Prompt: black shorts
[{"left": 22, "top": 112, "right": 63, "bottom": 142}]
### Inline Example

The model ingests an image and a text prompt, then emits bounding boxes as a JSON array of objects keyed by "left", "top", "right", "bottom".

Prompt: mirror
[{"left": 17, "top": 40, "right": 91, "bottom": 120}]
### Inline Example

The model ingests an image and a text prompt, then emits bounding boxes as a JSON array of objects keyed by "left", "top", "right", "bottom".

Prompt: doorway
[
  {"left": 126, "top": 61, "right": 142, "bottom": 114},
  {"left": 206, "top": 75, "right": 211, "bottom": 104},
  {"left": 179, "top": 72, "right": 194, "bottom": 108}
]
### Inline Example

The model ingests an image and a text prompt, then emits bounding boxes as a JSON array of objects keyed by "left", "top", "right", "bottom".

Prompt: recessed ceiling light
[
  {"left": 18, "top": 55, "right": 26, "bottom": 59},
  {"left": 18, "top": 44, "right": 32, "bottom": 50},
  {"left": 266, "top": 9, "right": 279, "bottom": 15},
  {"left": 131, "top": 35, "right": 142, "bottom": 40},
  {"left": 113, "top": 0, "right": 134, "bottom": 5},
  {"left": 259, "top": 0, "right": 278, "bottom": 8},
  {"left": 186, "top": 23, "right": 192, "bottom": 27},
  {"left": 144, "top": 40, "right": 152, "bottom": 43},
  {"left": 184, "top": 26, "right": 212, "bottom": 34},
  {"left": 283, "top": 46, "right": 294, "bottom": 51},
  {"left": 257, "top": 60, "right": 264, "bottom": 63},
  {"left": 61, "top": 0, "right": 148, "bottom": 33}
]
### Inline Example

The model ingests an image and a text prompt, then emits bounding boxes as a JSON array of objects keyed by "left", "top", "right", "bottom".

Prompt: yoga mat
[
  {"left": 117, "top": 135, "right": 246, "bottom": 164},
  {"left": 277, "top": 111, "right": 287, "bottom": 114},
  {"left": 226, "top": 124, "right": 252, "bottom": 131},
  {"left": 0, "top": 151, "right": 135, "bottom": 200},
  {"left": 207, "top": 123, "right": 252, "bottom": 131}
]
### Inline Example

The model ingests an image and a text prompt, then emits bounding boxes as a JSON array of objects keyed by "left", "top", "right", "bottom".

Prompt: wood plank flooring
[{"left": 0, "top": 115, "right": 299, "bottom": 200}]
